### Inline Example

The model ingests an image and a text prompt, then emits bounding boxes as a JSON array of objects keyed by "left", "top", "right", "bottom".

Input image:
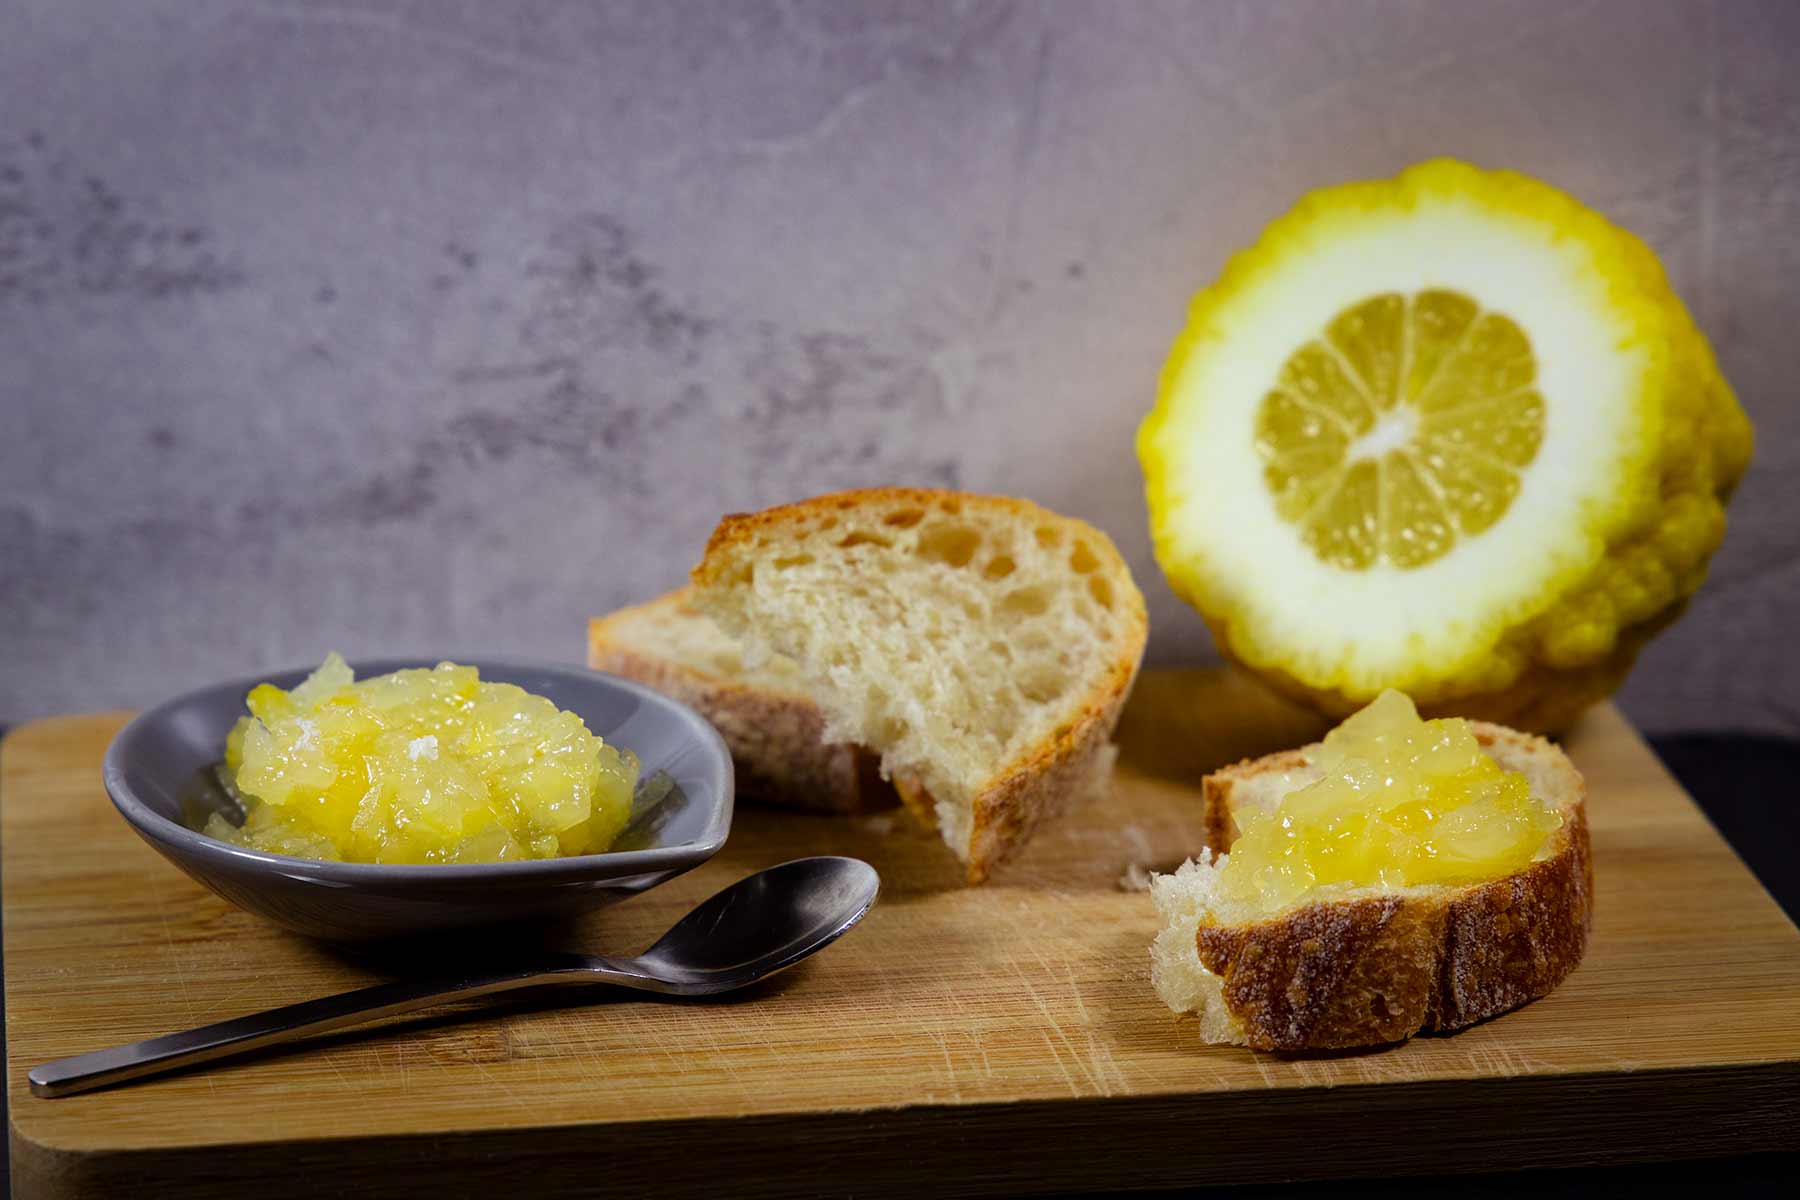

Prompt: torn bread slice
[
  {"left": 690, "top": 488, "right": 1148, "bottom": 883},
  {"left": 588, "top": 588, "right": 894, "bottom": 814},
  {"left": 1152, "top": 724, "right": 1593, "bottom": 1050}
]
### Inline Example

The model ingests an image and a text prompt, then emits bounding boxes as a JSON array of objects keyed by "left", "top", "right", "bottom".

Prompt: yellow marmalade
[
  {"left": 1217, "top": 689, "right": 1562, "bottom": 911},
  {"left": 206, "top": 654, "right": 638, "bottom": 864}
]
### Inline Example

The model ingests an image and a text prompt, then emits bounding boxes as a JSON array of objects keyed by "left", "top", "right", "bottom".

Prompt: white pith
[
  {"left": 1148, "top": 201, "right": 1659, "bottom": 693},
  {"left": 1346, "top": 406, "right": 1416, "bottom": 461}
]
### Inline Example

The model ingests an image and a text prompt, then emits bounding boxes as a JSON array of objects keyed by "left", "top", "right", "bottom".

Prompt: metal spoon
[{"left": 30, "top": 856, "right": 879, "bottom": 1098}]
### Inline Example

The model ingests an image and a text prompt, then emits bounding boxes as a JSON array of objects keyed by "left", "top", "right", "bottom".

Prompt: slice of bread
[
  {"left": 690, "top": 487, "right": 1149, "bottom": 883},
  {"left": 1151, "top": 724, "right": 1593, "bottom": 1050},
  {"left": 588, "top": 588, "right": 894, "bottom": 814}
]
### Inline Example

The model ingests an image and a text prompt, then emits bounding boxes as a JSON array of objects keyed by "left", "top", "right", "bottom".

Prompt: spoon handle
[{"left": 29, "top": 964, "right": 589, "bottom": 1098}]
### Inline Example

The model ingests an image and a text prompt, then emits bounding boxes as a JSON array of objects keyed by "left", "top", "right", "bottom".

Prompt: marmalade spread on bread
[
  {"left": 1217, "top": 690, "right": 1561, "bottom": 911},
  {"left": 205, "top": 654, "right": 638, "bottom": 864}
]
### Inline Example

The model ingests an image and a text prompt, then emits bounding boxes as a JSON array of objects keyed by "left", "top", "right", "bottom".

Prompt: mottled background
[{"left": 2, "top": 0, "right": 1795, "bottom": 733}]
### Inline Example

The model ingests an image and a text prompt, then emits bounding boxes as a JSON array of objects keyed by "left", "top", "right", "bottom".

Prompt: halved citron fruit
[{"left": 1137, "top": 159, "right": 1751, "bottom": 731}]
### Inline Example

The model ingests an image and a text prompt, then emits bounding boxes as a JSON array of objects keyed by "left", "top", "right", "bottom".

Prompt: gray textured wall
[{"left": 2, "top": 0, "right": 1795, "bottom": 734}]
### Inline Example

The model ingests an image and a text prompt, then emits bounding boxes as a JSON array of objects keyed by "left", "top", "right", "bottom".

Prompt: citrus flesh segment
[
  {"left": 1138, "top": 159, "right": 1751, "bottom": 728},
  {"left": 1256, "top": 289, "right": 1547, "bottom": 573}
]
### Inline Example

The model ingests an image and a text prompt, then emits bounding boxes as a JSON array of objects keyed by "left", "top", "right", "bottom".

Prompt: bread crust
[
  {"left": 891, "top": 690, "right": 1129, "bottom": 883},
  {"left": 588, "top": 594, "right": 895, "bottom": 815},
  {"left": 1194, "top": 724, "right": 1593, "bottom": 1050},
  {"left": 695, "top": 487, "right": 1103, "bottom": 574},
  {"left": 963, "top": 643, "right": 1138, "bottom": 884},
  {"left": 692, "top": 487, "right": 1148, "bottom": 883}
]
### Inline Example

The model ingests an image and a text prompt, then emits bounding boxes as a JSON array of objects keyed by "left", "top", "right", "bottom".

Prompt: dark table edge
[{"left": 8, "top": 1060, "right": 1799, "bottom": 1198}]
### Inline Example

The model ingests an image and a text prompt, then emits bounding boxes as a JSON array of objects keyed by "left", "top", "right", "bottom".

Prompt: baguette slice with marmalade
[
  {"left": 588, "top": 588, "right": 894, "bottom": 814},
  {"left": 691, "top": 488, "right": 1148, "bottom": 883},
  {"left": 1152, "top": 723, "right": 1593, "bottom": 1050}
]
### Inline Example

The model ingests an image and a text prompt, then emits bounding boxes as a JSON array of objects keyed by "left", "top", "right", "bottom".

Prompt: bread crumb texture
[
  {"left": 692, "top": 488, "right": 1147, "bottom": 881},
  {"left": 588, "top": 588, "right": 893, "bottom": 814}
]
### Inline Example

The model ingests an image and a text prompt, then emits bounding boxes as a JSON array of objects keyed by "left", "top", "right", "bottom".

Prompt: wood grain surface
[{"left": 6, "top": 668, "right": 1800, "bottom": 1198}]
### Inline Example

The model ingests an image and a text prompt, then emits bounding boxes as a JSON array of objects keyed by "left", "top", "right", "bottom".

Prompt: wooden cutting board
[{"left": 7, "top": 668, "right": 1800, "bottom": 1198}]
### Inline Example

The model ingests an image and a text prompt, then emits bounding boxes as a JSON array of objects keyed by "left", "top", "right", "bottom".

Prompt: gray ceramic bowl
[{"left": 103, "top": 659, "right": 734, "bottom": 941}]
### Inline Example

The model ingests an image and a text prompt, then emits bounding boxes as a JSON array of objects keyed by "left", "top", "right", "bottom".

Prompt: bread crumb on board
[{"left": 1117, "top": 862, "right": 1155, "bottom": 893}]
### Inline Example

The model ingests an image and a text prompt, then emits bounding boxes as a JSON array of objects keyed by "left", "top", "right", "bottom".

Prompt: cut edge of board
[{"left": 11, "top": 1062, "right": 1800, "bottom": 1199}]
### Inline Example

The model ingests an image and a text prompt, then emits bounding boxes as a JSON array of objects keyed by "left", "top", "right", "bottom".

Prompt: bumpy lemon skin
[
  {"left": 1138, "top": 158, "right": 1752, "bottom": 733},
  {"left": 1207, "top": 608, "right": 1671, "bottom": 735}
]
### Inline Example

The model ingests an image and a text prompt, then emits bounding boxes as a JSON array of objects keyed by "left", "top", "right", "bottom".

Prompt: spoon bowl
[
  {"left": 30, "top": 857, "right": 879, "bottom": 1098},
  {"left": 636, "top": 854, "right": 883, "bottom": 992}
]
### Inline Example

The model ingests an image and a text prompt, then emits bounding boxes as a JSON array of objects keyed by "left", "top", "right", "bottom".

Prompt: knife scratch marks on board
[
  {"left": 192, "top": 974, "right": 259, "bottom": 1023},
  {"left": 1037, "top": 1030, "right": 1082, "bottom": 1096},
  {"left": 370, "top": 1041, "right": 397, "bottom": 1092},
  {"left": 654, "top": 1024, "right": 695, "bottom": 1079},
  {"left": 391, "top": 1041, "right": 411, "bottom": 1093},
  {"left": 318, "top": 1047, "right": 356, "bottom": 1093},
  {"left": 1464, "top": 1044, "right": 1553, "bottom": 1080},
  {"left": 734, "top": 989, "right": 783, "bottom": 1057},
  {"left": 932, "top": 1029, "right": 965, "bottom": 1102},
  {"left": 464, "top": 1049, "right": 533, "bottom": 1113},
  {"left": 1025, "top": 931, "right": 1127, "bottom": 1094},
  {"left": 552, "top": 1011, "right": 604, "bottom": 1089},
  {"left": 1286, "top": 1058, "right": 1322, "bottom": 1090},
  {"left": 692, "top": 1022, "right": 758, "bottom": 1108},
  {"left": 1080, "top": 1025, "right": 1127, "bottom": 1096},
  {"left": 1009, "top": 958, "right": 1106, "bottom": 1096},
  {"left": 149, "top": 886, "right": 195, "bottom": 1007},
  {"left": 1061, "top": 962, "right": 1129, "bottom": 1094},
  {"left": 962, "top": 1008, "right": 996, "bottom": 1079},
  {"left": 531, "top": 1040, "right": 547, "bottom": 1089},
  {"left": 1062, "top": 963, "right": 1093, "bottom": 1026},
  {"left": 149, "top": 883, "right": 218, "bottom": 1097},
  {"left": 1375, "top": 1051, "right": 1424, "bottom": 1086},
  {"left": 930, "top": 974, "right": 996, "bottom": 1079}
]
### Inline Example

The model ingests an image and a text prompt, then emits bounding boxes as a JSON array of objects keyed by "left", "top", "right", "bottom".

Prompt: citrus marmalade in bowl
[{"left": 206, "top": 654, "right": 639, "bottom": 864}]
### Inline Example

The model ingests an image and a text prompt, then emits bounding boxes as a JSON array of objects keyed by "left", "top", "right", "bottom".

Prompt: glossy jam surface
[
  {"left": 1217, "top": 690, "right": 1561, "bottom": 912},
  {"left": 206, "top": 655, "right": 638, "bottom": 864}
]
